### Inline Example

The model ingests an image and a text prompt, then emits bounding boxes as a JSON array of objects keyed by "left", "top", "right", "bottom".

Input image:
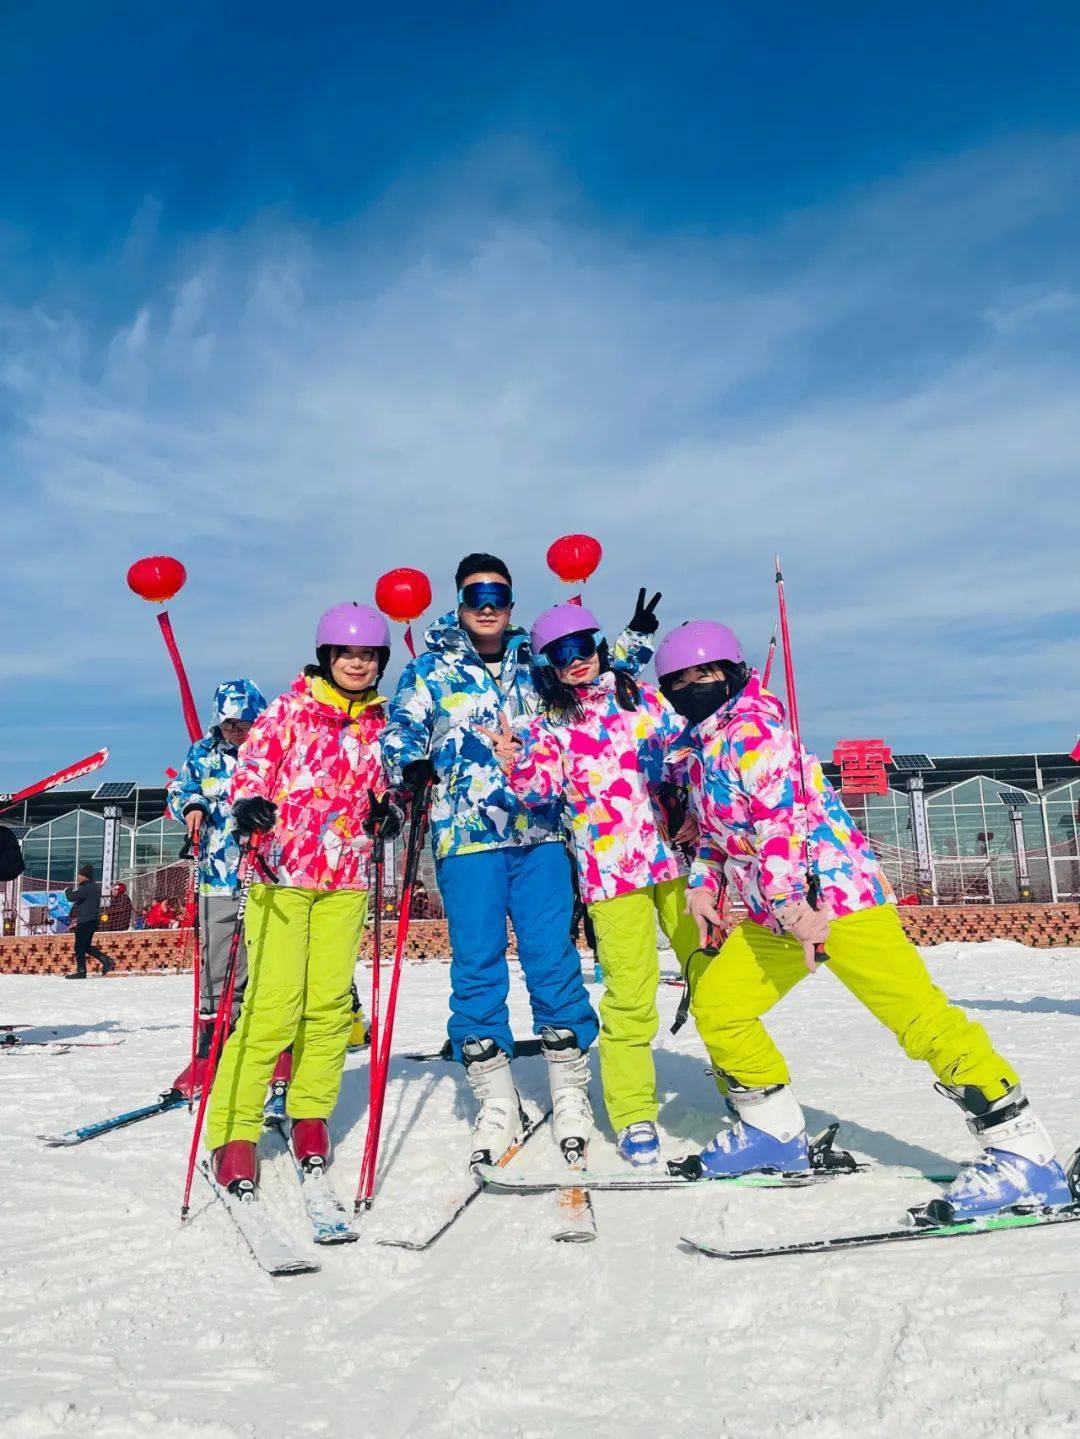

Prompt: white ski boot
[
  {"left": 924, "top": 1084, "right": 1072, "bottom": 1223},
  {"left": 541, "top": 1026, "right": 594, "bottom": 1163},
  {"left": 462, "top": 1038, "right": 525, "bottom": 1167}
]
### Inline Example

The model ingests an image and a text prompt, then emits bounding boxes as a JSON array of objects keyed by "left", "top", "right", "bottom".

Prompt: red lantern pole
[
  {"left": 127, "top": 556, "right": 201, "bottom": 744},
  {"left": 157, "top": 612, "right": 201, "bottom": 743}
]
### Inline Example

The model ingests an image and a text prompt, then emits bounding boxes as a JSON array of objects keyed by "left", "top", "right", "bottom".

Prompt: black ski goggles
[
  {"left": 458, "top": 581, "right": 514, "bottom": 612},
  {"left": 542, "top": 631, "right": 600, "bottom": 669}
]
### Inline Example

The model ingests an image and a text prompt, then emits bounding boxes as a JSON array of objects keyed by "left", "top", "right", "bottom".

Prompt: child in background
[{"left": 166, "top": 680, "right": 269, "bottom": 1097}]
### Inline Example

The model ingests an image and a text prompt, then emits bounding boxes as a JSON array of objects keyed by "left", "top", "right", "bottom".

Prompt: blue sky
[{"left": 2, "top": 3, "right": 1080, "bottom": 787}]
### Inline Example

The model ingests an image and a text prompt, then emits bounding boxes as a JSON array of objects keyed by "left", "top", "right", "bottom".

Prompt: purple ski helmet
[
  {"left": 655, "top": 620, "right": 744, "bottom": 679},
  {"left": 530, "top": 603, "right": 602, "bottom": 658},
  {"left": 315, "top": 602, "right": 392, "bottom": 651}
]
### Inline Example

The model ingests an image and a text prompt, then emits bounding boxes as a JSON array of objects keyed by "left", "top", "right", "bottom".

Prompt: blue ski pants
[{"left": 436, "top": 841, "right": 599, "bottom": 1060}]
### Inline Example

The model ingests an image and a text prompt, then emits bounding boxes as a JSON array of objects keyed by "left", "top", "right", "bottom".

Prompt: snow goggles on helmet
[
  {"left": 458, "top": 581, "right": 514, "bottom": 611},
  {"left": 541, "top": 631, "right": 600, "bottom": 669}
]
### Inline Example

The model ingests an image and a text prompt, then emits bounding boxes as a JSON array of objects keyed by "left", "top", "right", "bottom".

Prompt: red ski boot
[
  {"left": 291, "top": 1118, "right": 331, "bottom": 1174},
  {"left": 170, "top": 1020, "right": 214, "bottom": 1100},
  {"left": 211, "top": 1139, "right": 258, "bottom": 1194}
]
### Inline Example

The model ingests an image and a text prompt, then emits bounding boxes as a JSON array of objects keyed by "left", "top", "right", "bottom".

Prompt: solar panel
[
  {"left": 92, "top": 781, "right": 137, "bottom": 801},
  {"left": 998, "top": 789, "right": 1036, "bottom": 807},
  {"left": 1, "top": 823, "right": 31, "bottom": 841},
  {"left": 890, "top": 754, "right": 935, "bottom": 773}
]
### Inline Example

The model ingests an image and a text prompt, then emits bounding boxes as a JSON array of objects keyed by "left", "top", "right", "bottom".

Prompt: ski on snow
[
  {"left": 197, "top": 1161, "right": 319, "bottom": 1276},
  {"left": 682, "top": 1148, "right": 1080, "bottom": 1260},
  {"left": 403, "top": 1037, "right": 544, "bottom": 1062},
  {"left": 550, "top": 1139, "right": 597, "bottom": 1244},
  {"left": 475, "top": 1125, "right": 955, "bottom": 1195},
  {"left": 6, "top": 1038, "right": 125, "bottom": 1052},
  {"left": 267, "top": 1118, "right": 359, "bottom": 1246},
  {"left": 378, "top": 1107, "right": 553, "bottom": 1252},
  {"left": 680, "top": 1203, "right": 1080, "bottom": 1260},
  {"left": 39, "top": 1090, "right": 188, "bottom": 1146}
]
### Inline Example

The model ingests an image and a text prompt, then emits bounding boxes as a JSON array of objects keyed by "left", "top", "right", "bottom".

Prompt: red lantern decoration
[
  {"left": 375, "top": 568, "right": 433, "bottom": 623},
  {"left": 546, "top": 534, "right": 603, "bottom": 587},
  {"left": 375, "top": 567, "right": 433, "bottom": 658},
  {"left": 126, "top": 555, "right": 200, "bottom": 742},
  {"left": 126, "top": 555, "right": 187, "bottom": 604}
]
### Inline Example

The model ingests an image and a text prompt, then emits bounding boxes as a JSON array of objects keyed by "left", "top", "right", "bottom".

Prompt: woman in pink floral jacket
[
  {"left": 486, "top": 601, "right": 700, "bottom": 1169},
  {"left": 205, "top": 603, "right": 402, "bottom": 1195}
]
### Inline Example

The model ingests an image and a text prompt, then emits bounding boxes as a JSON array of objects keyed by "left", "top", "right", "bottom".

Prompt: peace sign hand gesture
[
  {"left": 629, "top": 587, "right": 662, "bottom": 635},
  {"left": 477, "top": 712, "right": 522, "bottom": 773}
]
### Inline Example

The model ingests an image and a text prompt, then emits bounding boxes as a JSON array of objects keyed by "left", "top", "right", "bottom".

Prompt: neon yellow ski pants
[
  {"left": 588, "top": 877, "right": 702, "bottom": 1130},
  {"left": 205, "top": 884, "right": 368, "bottom": 1148},
  {"left": 689, "top": 904, "right": 1019, "bottom": 1102}
]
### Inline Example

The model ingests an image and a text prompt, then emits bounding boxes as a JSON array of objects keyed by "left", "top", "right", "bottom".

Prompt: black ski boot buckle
[
  {"left": 667, "top": 1153, "right": 705, "bottom": 1181},
  {"left": 807, "top": 1123, "right": 858, "bottom": 1173}
]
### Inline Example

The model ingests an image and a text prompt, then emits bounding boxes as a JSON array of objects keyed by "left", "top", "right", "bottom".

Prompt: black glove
[
  {"left": 363, "top": 791, "right": 405, "bottom": 842},
  {"left": 232, "top": 796, "right": 278, "bottom": 835},
  {"left": 401, "top": 758, "right": 436, "bottom": 792},
  {"left": 629, "top": 588, "right": 662, "bottom": 635},
  {"left": 655, "top": 781, "right": 687, "bottom": 841}
]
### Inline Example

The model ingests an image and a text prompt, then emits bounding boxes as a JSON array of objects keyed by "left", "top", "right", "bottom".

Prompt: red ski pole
[
  {"left": 358, "top": 802, "right": 385, "bottom": 1201},
  {"left": 179, "top": 842, "right": 257, "bottom": 1223},
  {"left": 761, "top": 623, "right": 778, "bottom": 690},
  {"left": 179, "top": 830, "right": 203, "bottom": 1112},
  {"left": 354, "top": 780, "right": 433, "bottom": 1214},
  {"left": 773, "top": 556, "right": 828, "bottom": 967}
]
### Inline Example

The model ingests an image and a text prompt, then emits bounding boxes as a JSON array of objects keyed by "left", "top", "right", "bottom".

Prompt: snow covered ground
[{"left": 2, "top": 941, "right": 1079, "bottom": 1439}]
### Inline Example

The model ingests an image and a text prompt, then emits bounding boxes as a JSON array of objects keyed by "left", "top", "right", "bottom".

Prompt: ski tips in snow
[
  {"left": 38, "top": 1091, "right": 188, "bottom": 1147},
  {"left": 551, "top": 1141, "right": 597, "bottom": 1244},
  {"left": 196, "top": 1161, "right": 321, "bottom": 1276},
  {"left": 377, "top": 1106, "right": 553, "bottom": 1252}
]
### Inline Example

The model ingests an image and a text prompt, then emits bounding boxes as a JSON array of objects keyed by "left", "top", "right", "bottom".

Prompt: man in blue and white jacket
[{"left": 382, "top": 552, "right": 658, "bottom": 1165}]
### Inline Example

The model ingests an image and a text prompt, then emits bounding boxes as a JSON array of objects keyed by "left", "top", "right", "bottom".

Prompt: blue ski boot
[
  {"left": 263, "top": 1080, "right": 288, "bottom": 1127},
  {"left": 697, "top": 1082, "right": 811, "bottom": 1177},
  {"left": 617, "top": 1122, "right": 661, "bottom": 1167},
  {"left": 913, "top": 1085, "right": 1073, "bottom": 1226}
]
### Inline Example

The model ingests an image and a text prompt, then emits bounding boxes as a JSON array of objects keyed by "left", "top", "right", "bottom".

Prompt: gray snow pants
[{"left": 198, "top": 893, "right": 248, "bottom": 1022}]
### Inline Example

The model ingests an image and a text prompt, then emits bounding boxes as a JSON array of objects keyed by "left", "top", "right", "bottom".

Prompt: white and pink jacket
[
  {"left": 508, "top": 673, "right": 686, "bottom": 904},
  {"left": 669, "top": 670, "right": 893, "bottom": 932},
  {"left": 231, "top": 674, "right": 387, "bottom": 891}
]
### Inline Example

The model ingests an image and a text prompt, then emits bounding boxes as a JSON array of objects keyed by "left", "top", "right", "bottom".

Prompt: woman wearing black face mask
[{"left": 652, "top": 620, "right": 1070, "bottom": 1226}]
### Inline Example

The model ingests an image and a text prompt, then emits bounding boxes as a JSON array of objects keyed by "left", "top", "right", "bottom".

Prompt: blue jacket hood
[{"left": 209, "top": 679, "right": 268, "bottom": 735}]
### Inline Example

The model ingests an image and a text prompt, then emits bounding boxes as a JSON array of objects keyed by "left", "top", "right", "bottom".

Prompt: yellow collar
[{"left": 310, "top": 675, "right": 387, "bottom": 717}]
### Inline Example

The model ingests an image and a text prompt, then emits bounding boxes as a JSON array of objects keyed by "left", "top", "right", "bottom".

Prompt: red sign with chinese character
[{"left": 832, "top": 739, "right": 892, "bottom": 797}]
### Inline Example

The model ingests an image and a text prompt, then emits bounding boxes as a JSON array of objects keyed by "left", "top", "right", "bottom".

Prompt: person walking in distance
[{"left": 64, "top": 863, "right": 114, "bottom": 978}]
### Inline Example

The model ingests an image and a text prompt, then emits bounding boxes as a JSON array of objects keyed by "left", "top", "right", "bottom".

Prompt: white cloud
[
  {"left": 1, "top": 133, "right": 1079, "bottom": 782},
  {"left": 983, "top": 289, "right": 1080, "bottom": 334}
]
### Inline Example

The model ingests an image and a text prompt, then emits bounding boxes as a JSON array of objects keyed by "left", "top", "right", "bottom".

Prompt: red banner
[{"left": 832, "top": 739, "right": 892, "bottom": 797}]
